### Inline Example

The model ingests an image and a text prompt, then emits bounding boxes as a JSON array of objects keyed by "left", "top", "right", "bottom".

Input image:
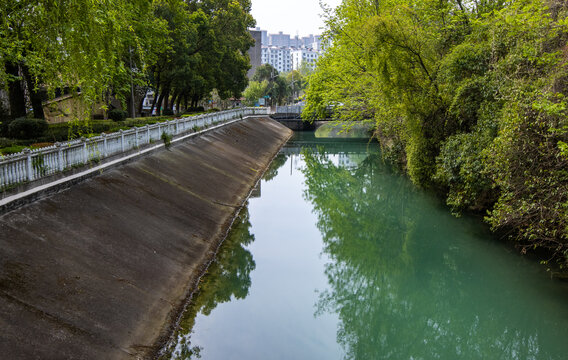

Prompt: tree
[
  {"left": 303, "top": 0, "right": 568, "bottom": 265},
  {"left": 150, "top": 0, "right": 254, "bottom": 115},
  {"left": 249, "top": 64, "right": 290, "bottom": 105},
  {"left": 243, "top": 80, "right": 268, "bottom": 106},
  {"left": 0, "top": 0, "right": 167, "bottom": 123}
]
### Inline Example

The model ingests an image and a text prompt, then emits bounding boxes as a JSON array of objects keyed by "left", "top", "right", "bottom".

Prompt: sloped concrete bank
[{"left": 0, "top": 117, "right": 292, "bottom": 359}]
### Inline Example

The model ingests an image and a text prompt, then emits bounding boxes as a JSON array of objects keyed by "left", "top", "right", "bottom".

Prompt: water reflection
[
  {"left": 164, "top": 206, "right": 257, "bottom": 359},
  {"left": 302, "top": 148, "right": 568, "bottom": 360},
  {"left": 163, "top": 153, "right": 291, "bottom": 359},
  {"left": 162, "top": 133, "right": 568, "bottom": 359}
]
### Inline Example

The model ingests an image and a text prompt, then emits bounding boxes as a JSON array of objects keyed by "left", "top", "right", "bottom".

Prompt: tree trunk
[
  {"left": 170, "top": 91, "right": 179, "bottom": 113},
  {"left": 163, "top": 87, "right": 171, "bottom": 112},
  {"left": 150, "top": 70, "right": 161, "bottom": 116},
  {"left": 156, "top": 91, "right": 165, "bottom": 116},
  {"left": 138, "top": 86, "right": 148, "bottom": 116},
  {"left": 157, "top": 82, "right": 171, "bottom": 116},
  {"left": 175, "top": 95, "right": 181, "bottom": 115},
  {"left": 21, "top": 64, "right": 44, "bottom": 119},
  {"left": 126, "top": 96, "right": 133, "bottom": 119},
  {"left": 150, "top": 89, "right": 159, "bottom": 116},
  {"left": 5, "top": 62, "right": 27, "bottom": 118}
]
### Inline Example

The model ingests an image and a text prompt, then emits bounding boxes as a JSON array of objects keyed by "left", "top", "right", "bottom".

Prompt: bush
[
  {"left": 0, "top": 137, "right": 15, "bottom": 148},
  {"left": 162, "top": 108, "right": 175, "bottom": 116},
  {"left": 0, "top": 145, "right": 26, "bottom": 155},
  {"left": 45, "top": 123, "right": 71, "bottom": 142},
  {"left": 108, "top": 109, "right": 128, "bottom": 122},
  {"left": 8, "top": 117, "right": 48, "bottom": 140},
  {"left": 184, "top": 106, "right": 205, "bottom": 114},
  {"left": 161, "top": 131, "right": 172, "bottom": 149}
]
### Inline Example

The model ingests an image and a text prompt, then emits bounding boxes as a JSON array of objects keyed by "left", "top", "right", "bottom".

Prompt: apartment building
[{"left": 261, "top": 46, "right": 292, "bottom": 73}]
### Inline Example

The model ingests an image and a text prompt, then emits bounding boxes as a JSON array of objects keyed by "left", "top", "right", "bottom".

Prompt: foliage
[
  {"left": 108, "top": 109, "right": 128, "bottom": 122},
  {"left": 304, "top": 0, "right": 568, "bottom": 264},
  {"left": 8, "top": 118, "right": 48, "bottom": 140},
  {"left": 243, "top": 64, "right": 294, "bottom": 106},
  {"left": 0, "top": 0, "right": 167, "bottom": 120},
  {"left": 0, "top": 0, "right": 253, "bottom": 137},
  {"left": 149, "top": 0, "right": 255, "bottom": 115},
  {"left": 0, "top": 145, "right": 27, "bottom": 155},
  {"left": 161, "top": 131, "right": 172, "bottom": 150},
  {"left": 243, "top": 80, "right": 268, "bottom": 106}
]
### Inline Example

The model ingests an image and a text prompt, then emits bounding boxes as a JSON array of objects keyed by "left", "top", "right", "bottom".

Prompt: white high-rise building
[
  {"left": 261, "top": 46, "right": 292, "bottom": 73},
  {"left": 251, "top": 28, "right": 324, "bottom": 74},
  {"left": 269, "top": 32, "right": 290, "bottom": 47},
  {"left": 291, "top": 49, "right": 320, "bottom": 70}
]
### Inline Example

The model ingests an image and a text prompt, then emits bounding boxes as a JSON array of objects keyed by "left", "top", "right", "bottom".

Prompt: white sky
[{"left": 251, "top": 0, "right": 343, "bottom": 36}]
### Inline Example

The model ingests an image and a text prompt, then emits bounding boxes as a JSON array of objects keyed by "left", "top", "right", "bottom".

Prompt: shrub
[
  {"left": 0, "top": 145, "right": 26, "bottom": 155},
  {"left": 161, "top": 131, "right": 172, "bottom": 149},
  {"left": 8, "top": 117, "right": 48, "bottom": 140},
  {"left": 0, "top": 137, "right": 15, "bottom": 148},
  {"left": 108, "top": 109, "right": 128, "bottom": 122},
  {"left": 184, "top": 106, "right": 205, "bottom": 113},
  {"left": 45, "top": 123, "right": 71, "bottom": 142},
  {"left": 162, "top": 108, "right": 175, "bottom": 116}
]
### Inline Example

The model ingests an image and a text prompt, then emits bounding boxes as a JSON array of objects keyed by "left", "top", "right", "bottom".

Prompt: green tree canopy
[{"left": 303, "top": 0, "right": 568, "bottom": 265}]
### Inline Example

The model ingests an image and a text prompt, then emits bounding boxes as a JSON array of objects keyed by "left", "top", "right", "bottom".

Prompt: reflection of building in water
[
  {"left": 338, "top": 153, "right": 365, "bottom": 169},
  {"left": 250, "top": 181, "right": 261, "bottom": 198}
]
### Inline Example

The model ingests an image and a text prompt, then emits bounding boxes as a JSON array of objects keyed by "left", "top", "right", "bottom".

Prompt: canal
[{"left": 162, "top": 131, "right": 568, "bottom": 359}]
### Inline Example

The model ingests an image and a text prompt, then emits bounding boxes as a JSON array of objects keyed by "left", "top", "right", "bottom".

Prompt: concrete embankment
[{"left": 0, "top": 117, "right": 292, "bottom": 359}]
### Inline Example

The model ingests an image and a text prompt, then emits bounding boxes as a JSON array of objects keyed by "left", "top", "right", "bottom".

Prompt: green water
[{"left": 164, "top": 132, "right": 568, "bottom": 360}]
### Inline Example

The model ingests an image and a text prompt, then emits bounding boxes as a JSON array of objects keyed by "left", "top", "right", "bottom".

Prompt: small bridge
[{"left": 270, "top": 105, "right": 328, "bottom": 130}]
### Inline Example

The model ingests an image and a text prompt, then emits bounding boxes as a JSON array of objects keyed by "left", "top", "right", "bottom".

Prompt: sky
[{"left": 251, "top": 0, "right": 343, "bottom": 37}]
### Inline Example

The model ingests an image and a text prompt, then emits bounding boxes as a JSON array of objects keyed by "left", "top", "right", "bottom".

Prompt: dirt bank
[{"left": 0, "top": 117, "right": 292, "bottom": 359}]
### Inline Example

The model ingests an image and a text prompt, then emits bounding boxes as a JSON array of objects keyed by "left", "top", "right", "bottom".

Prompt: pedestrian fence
[
  {"left": 275, "top": 105, "right": 304, "bottom": 114},
  {"left": 0, "top": 107, "right": 270, "bottom": 190}
]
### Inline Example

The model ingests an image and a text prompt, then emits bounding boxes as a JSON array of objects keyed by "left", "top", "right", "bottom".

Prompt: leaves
[{"left": 305, "top": 0, "right": 568, "bottom": 263}]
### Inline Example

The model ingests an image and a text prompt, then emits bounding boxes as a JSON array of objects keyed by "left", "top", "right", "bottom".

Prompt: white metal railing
[
  {"left": 275, "top": 105, "right": 304, "bottom": 114},
  {"left": 0, "top": 107, "right": 270, "bottom": 190}
]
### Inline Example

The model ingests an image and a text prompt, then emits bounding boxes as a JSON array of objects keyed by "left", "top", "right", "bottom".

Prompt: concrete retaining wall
[{"left": 0, "top": 117, "right": 292, "bottom": 359}]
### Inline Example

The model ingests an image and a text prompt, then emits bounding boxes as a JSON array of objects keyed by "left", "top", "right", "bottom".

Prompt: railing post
[
  {"left": 120, "top": 130, "right": 125, "bottom": 152},
  {"left": 24, "top": 148, "right": 33, "bottom": 181},
  {"left": 146, "top": 125, "right": 150, "bottom": 144},
  {"left": 135, "top": 127, "right": 139, "bottom": 148},
  {"left": 102, "top": 133, "right": 108, "bottom": 157},
  {"left": 56, "top": 142, "right": 64, "bottom": 171},
  {"left": 82, "top": 137, "right": 88, "bottom": 163}
]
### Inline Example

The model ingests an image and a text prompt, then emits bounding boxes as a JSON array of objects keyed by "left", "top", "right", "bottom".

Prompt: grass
[{"left": 0, "top": 145, "right": 27, "bottom": 155}]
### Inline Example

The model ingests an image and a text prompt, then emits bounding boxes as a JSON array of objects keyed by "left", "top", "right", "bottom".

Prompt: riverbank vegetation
[
  {"left": 0, "top": 0, "right": 254, "bottom": 130},
  {"left": 303, "top": 0, "right": 568, "bottom": 266},
  {"left": 243, "top": 64, "right": 310, "bottom": 106}
]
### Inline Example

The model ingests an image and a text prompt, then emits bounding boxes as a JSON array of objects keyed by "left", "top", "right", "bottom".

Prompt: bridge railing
[
  {"left": 0, "top": 107, "right": 270, "bottom": 191},
  {"left": 275, "top": 105, "right": 304, "bottom": 114}
]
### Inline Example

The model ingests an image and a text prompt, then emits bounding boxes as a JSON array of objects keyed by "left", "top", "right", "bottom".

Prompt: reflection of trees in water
[
  {"left": 163, "top": 206, "right": 256, "bottom": 360},
  {"left": 302, "top": 149, "right": 565, "bottom": 360},
  {"left": 263, "top": 153, "right": 288, "bottom": 181}
]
